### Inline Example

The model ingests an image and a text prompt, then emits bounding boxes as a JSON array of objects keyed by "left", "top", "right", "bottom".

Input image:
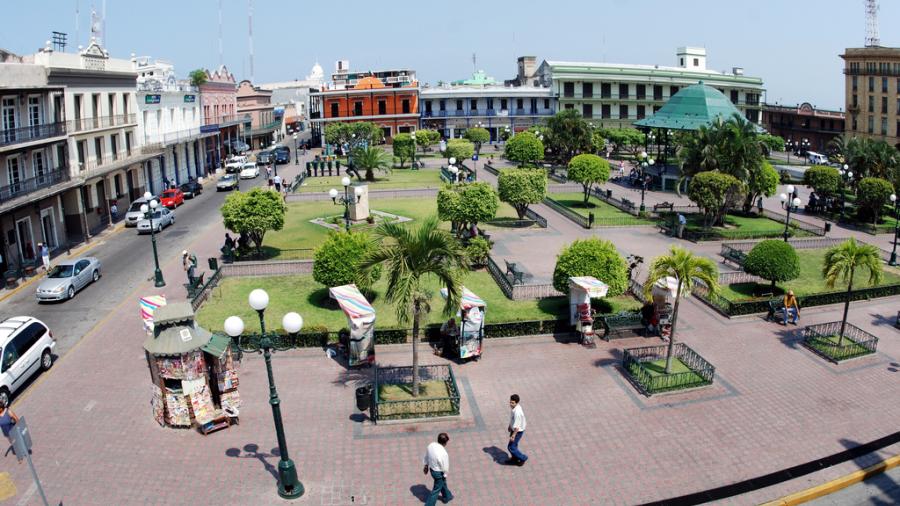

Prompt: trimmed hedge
[{"left": 697, "top": 282, "right": 900, "bottom": 317}]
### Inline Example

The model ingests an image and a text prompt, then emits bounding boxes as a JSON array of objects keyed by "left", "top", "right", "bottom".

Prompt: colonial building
[
  {"left": 236, "top": 80, "right": 277, "bottom": 150},
  {"left": 259, "top": 62, "right": 326, "bottom": 148},
  {"left": 539, "top": 47, "right": 765, "bottom": 128},
  {"left": 840, "top": 46, "right": 900, "bottom": 148},
  {"left": 762, "top": 102, "right": 845, "bottom": 153},
  {"left": 199, "top": 65, "right": 241, "bottom": 164},
  {"left": 420, "top": 69, "right": 554, "bottom": 141},
  {"left": 310, "top": 61, "right": 419, "bottom": 144}
]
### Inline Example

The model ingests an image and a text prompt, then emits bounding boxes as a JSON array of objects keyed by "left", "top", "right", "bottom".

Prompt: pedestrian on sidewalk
[
  {"left": 110, "top": 201, "right": 118, "bottom": 222},
  {"left": 676, "top": 213, "right": 686, "bottom": 238},
  {"left": 273, "top": 174, "right": 282, "bottom": 193},
  {"left": 39, "top": 243, "right": 50, "bottom": 273},
  {"left": 0, "top": 398, "right": 19, "bottom": 455},
  {"left": 422, "top": 433, "right": 453, "bottom": 506},
  {"left": 506, "top": 394, "right": 528, "bottom": 466}
]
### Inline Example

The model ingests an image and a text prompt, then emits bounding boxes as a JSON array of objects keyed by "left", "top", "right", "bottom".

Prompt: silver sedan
[
  {"left": 137, "top": 207, "right": 175, "bottom": 233},
  {"left": 35, "top": 257, "right": 102, "bottom": 301}
]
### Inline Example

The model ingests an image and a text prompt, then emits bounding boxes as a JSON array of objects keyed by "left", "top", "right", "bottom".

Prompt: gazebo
[{"left": 634, "top": 81, "right": 760, "bottom": 191}]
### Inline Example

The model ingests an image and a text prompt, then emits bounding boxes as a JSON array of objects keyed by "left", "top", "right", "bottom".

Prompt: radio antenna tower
[
  {"left": 865, "top": 0, "right": 880, "bottom": 47},
  {"left": 248, "top": 0, "right": 255, "bottom": 82}
]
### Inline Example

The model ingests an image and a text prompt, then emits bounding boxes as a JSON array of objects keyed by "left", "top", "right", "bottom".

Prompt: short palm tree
[
  {"left": 360, "top": 216, "right": 466, "bottom": 396},
  {"left": 823, "top": 238, "right": 883, "bottom": 343},
  {"left": 352, "top": 146, "right": 392, "bottom": 182},
  {"left": 644, "top": 246, "right": 719, "bottom": 374}
]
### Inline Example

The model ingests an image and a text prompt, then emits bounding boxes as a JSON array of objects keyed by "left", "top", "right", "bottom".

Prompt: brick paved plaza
[{"left": 3, "top": 196, "right": 900, "bottom": 504}]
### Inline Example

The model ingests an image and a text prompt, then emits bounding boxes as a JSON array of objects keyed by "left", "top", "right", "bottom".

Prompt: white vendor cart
[
  {"left": 440, "top": 286, "right": 486, "bottom": 360},
  {"left": 568, "top": 276, "right": 610, "bottom": 346},
  {"left": 329, "top": 284, "right": 376, "bottom": 367}
]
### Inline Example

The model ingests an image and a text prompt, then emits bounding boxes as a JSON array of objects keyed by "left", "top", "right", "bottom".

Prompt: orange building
[{"left": 310, "top": 74, "right": 419, "bottom": 143}]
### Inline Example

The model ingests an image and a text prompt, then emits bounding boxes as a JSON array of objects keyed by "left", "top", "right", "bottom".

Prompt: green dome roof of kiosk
[{"left": 634, "top": 81, "right": 761, "bottom": 131}]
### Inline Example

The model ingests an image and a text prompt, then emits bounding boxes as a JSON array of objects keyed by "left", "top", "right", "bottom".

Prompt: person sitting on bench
[{"left": 782, "top": 290, "right": 800, "bottom": 325}]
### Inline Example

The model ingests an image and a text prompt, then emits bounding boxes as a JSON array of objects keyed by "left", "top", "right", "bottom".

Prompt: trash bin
[
  {"left": 588, "top": 212, "right": 595, "bottom": 227},
  {"left": 606, "top": 189, "right": 612, "bottom": 198},
  {"left": 208, "top": 257, "right": 219, "bottom": 271},
  {"left": 824, "top": 222, "right": 832, "bottom": 233},
  {"left": 356, "top": 384, "right": 373, "bottom": 412}
]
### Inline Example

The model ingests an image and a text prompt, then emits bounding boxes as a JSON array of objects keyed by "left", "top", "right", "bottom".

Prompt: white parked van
[
  {"left": 807, "top": 152, "right": 828, "bottom": 165},
  {"left": 0, "top": 316, "right": 55, "bottom": 406}
]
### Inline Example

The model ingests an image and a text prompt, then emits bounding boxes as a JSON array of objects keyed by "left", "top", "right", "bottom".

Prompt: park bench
[
  {"left": 721, "top": 248, "right": 747, "bottom": 267},
  {"left": 504, "top": 259, "right": 525, "bottom": 285},
  {"left": 184, "top": 272, "right": 206, "bottom": 298},
  {"left": 599, "top": 312, "right": 644, "bottom": 341},
  {"left": 653, "top": 201, "right": 674, "bottom": 212},
  {"left": 766, "top": 297, "right": 785, "bottom": 323},
  {"left": 621, "top": 198, "right": 636, "bottom": 212}
]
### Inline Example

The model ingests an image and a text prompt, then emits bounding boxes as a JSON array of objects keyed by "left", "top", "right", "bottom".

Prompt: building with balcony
[
  {"left": 310, "top": 61, "right": 419, "bottom": 144},
  {"left": 236, "top": 80, "right": 277, "bottom": 150},
  {"left": 841, "top": 46, "right": 900, "bottom": 149},
  {"left": 199, "top": 65, "right": 241, "bottom": 165},
  {"left": 420, "top": 66, "right": 554, "bottom": 141},
  {"left": 135, "top": 56, "right": 212, "bottom": 194},
  {"left": 762, "top": 102, "right": 845, "bottom": 154},
  {"left": 539, "top": 47, "right": 765, "bottom": 129}
]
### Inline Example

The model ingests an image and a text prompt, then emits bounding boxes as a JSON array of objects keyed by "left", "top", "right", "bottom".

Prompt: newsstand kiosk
[
  {"left": 440, "top": 286, "right": 486, "bottom": 360},
  {"left": 568, "top": 276, "right": 610, "bottom": 346},
  {"left": 329, "top": 284, "right": 376, "bottom": 367}
]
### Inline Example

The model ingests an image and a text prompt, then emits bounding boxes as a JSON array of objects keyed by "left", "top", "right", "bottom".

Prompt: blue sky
[{"left": 3, "top": 1, "right": 896, "bottom": 110}]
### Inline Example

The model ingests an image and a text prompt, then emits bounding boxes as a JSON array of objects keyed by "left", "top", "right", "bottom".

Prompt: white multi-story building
[
  {"left": 539, "top": 47, "right": 765, "bottom": 128},
  {"left": 259, "top": 62, "right": 326, "bottom": 148},
  {"left": 134, "top": 56, "right": 211, "bottom": 193}
]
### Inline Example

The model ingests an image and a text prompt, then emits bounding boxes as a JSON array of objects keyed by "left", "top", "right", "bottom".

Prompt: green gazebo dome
[{"left": 634, "top": 81, "right": 757, "bottom": 131}]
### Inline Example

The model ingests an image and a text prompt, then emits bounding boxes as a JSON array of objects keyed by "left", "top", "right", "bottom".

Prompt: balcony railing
[
  {"left": 0, "top": 167, "right": 69, "bottom": 205},
  {"left": 0, "top": 121, "right": 68, "bottom": 148},
  {"left": 423, "top": 109, "right": 554, "bottom": 119},
  {"left": 143, "top": 127, "right": 206, "bottom": 147},
  {"left": 70, "top": 113, "right": 137, "bottom": 133},
  {"left": 77, "top": 145, "right": 162, "bottom": 176},
  {"left": 844, "top": 68, "right": 900, "bottom": 77}
]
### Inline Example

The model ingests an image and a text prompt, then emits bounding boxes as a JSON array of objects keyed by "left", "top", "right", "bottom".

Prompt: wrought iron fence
[
  {"left": 542, "top": 197, "right": 590, "bottom": 228},
  {"left": 373, "top": 364, "right": 460, "bottom": 422},
  {"left": 482, "top": 163, "right": 500, "bottom": 176},
  {"left": 0, "top": 168, "right": 70, "bottom": 205},
  {"left": 721, "top": 237, "right": 847, "bottom": 253},
  {"left": 524, "top": 208, "right": 548, "bottom": 228},
  {"left": 486, "top": 255, "right": 515, "bottom": 298},
  {"left": 758, "top": 208, "right": 825, "bottom": 236},
  {"left": 190, "top": 268, "right": 223, "bottom": 311},
  {"left": 622, "top": 343, "right": 715, "bottom": 395},
  {"left": 802, "top": 321, "right": 878, "bottom": 362}
]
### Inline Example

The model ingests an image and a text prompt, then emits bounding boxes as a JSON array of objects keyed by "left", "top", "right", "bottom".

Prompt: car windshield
[
  {"left": 223, "top": 175, "right": 235, "bottom": 181},
  {"left": 129, "top": 201, "right": 145, "bottom": 212},
  {"left": 48, "top": 265, "right": 74, "bottom": 278},
  {"left": 144, "top": 211, "right": 164, "bottom": 219},
  {"left": 162, "top": 191, "right": 175, "bottom": 197}
]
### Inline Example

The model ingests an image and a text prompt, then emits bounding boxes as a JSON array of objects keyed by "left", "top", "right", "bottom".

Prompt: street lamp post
[
  {"left": 890, "top": 194, "right": 900, "bottom": 266},
  {"left": 141, "top": 191, "right": 165, "bottom": 287},
  {"left": 638, "top": 151, "right": 655, "bottom": 212},
  {"left": 785, "top": 139, "right": 793, "bottom": 165},
  {"left": 780, "top": 185, "right": 802, "bottom": 242},
  {"left": 224, "top": 289, "right": 305, "bottom": 500},
  {"left": 411, "top": 131, "right": 417, "bottom": 170},
  {"left": 293, "top": 133, "right": 299, "bottom": 165},
  {"left": 329, "top": 176, "right": 361, "bottom": 232},
  {"left": 838, "top": 165, "right": 853, "bottom": 221}
]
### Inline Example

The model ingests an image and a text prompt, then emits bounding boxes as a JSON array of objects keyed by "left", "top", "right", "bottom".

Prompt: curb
[{"left": 761, "top": 453, "right": 900, "bottom": 505}]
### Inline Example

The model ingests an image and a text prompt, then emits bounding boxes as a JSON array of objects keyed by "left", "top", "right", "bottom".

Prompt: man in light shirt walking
[
  {"left": 422, "top": 432, "right": 453, "bottom": 505},
  {"left": 506, "top": 394, "right": 528, "bottom": 466}
]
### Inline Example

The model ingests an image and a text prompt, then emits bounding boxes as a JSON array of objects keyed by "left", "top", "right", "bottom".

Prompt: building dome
[{"left": 308, "top": 62, "right": 324, "bottom": 81}]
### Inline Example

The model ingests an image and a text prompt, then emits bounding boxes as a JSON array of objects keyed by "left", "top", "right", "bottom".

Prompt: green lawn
[
  {"left": 682, "top": 213, "right": 812, "bottom": 240},
  {"left": 720, "top": 248, "right": 900, "bottom": 301},
  {"left": 806, "top": 334, "right": 874, "bottom": 361},
  {"left": 376, "top": 380, "right": 455, "bottom": 418},
  {"left": 625, "top": 357, "right": 709, "bottom": 393},
  {"left": 548, "top": 192, "right": 656, "bottom": 226},
  {"left": 264, "top": 197, "right": 527, "bottom": 259},
  {"left": 297, "top": 168, "right": 443, "bottom": 192},
  {"left": 195, "top": 270, "right": 641, "bottom": 333}
]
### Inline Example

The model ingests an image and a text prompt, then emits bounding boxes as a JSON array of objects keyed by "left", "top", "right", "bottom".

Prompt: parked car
[
  {"left": 239, "top": 162, "right": 259, "bottom": 179},
  {"left": 217, "top": 174, "right": 239, "bottom": 191},
  {"left": 180, "top": 180, "right": 203, "bottom": 199},
  {"left": 0, "top": 316, "right": 56, "bottom": 406},
  {"left": 225, "top": 158, "right": 245, "bottom": 173},
  {"left": 273, "top": 146, "right": 290, "bottom": 164},
  {"left": 160, "top": 188, "right": 185, "bottom": 208},
  {"left": 35, "top": 257, "right": 102, "bottom": 302},
  {"left": 125, "top": 197, "right": 151, "bottom": 227},
  {"left": 137, "top": 207, "right": 175, "bottom": 233},
  {"left": 228, "top": 140, "right": 250, "bottom": 154},
  {"left": 257, "top": 151, "right": 274, "bottom": 165}
]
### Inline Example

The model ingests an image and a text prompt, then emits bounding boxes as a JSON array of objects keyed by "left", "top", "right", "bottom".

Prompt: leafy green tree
[
  {"left": 567, "top": 154, "right": 610, "bottom": 205},
  {"left": 758, "top": 134, "right": 785, "bottom": 154},
  {"left": 444, "top": 139, "right": 475, "bottom": 164},
  {"left": 464, "top": 236, "right": 492, "bottom": 267},
  {"left": 464, "top": 127, "right": 490, "bottom": 155},
  {"left": 497, "top": 168, "right": 548, "bottom": 218},
  {"left": 415, "top": 129, "right": 440, "bottom": 152},
  {"left": 856, "top": 177, "right": 894, "bottom": 224},
  {"left": 437, "top": 182, "right": 498, "bottom": 236},
  {"left": 352, "top": 145, "right": 392, "bottom": 181},
  {"left": 313, "top": 231, "right": 381, "bottom": 290},
  {"left": 220, "top": 188, "right": 286, "bottom": 256},
  {"left": 325, "top": 122, "right": 381, "bottom": 148},
  {"left": 823, "top": 238, "right": 883, "bottom": 342},
  {"left": 591, "top": 131, "right": 607, "bottom": 155},
  {"left": 552, "top": 238, "right": 628, "bottom": 295},
  {"left": 744, "top": 160, "right": 779, "bottom": 212},
  {"left": 360, "top": 217, "right": 467, "bottom": 396},
  {"left": 504, "top": 131, "right": 544, "bottom": 167},
  {"left": 643, "top": 246, "right": 719, "bottom": 373},
  {"left": 189, "top": 69, "right": 208, "bottom": 87},
  {"left": 602, "top": 128, "right": 646, "bottom": 159},
  {"left": 687, "top": 171, "right": 745, "bottom": 227},
  {"left": 392, "top": 133, "right": 415, "bottom": 168},
  {"left": 546, "top": 109, "right": 592, "bottom": 163},
  {"left": 743, "top": 240, "right": 800, "bottom": 291},
  {"left": 834, "top": 136, "right": 899, "bottom": 181},
  {"left": 803, "top": 165, "right": 841, "bottom": 200}
]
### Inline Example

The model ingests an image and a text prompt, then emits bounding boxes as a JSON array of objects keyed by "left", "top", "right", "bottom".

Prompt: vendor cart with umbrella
[
  {"left": 440, "top": 286, "right": 486, "bottom": 360},
  {"left": 329, "top": 284, "right": 376, "bottom": 367},
  {"left": 568, "top": 276, "right": 610, "bottom": 346}
]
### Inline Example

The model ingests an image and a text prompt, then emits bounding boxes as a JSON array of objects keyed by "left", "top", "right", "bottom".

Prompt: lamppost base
[
  {"left": 639, "top": 204, "right": 646, "bottom": 212},
  {"left": 890, "top": 253, "right": 897, "bottom": 266},
  {"left": 277, "top": 459, "right": 304, "bottom": 499},
  {"left": 154, "top": 271, "right": 166, "bottom": 288}
]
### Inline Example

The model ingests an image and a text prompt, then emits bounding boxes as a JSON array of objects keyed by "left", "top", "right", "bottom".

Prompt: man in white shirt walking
[
  {"left": 506, "top": 394, "right": 528, "bottom": 466},
  {"left": 422, "top": 432, "right": 453, "bottom": 505}
]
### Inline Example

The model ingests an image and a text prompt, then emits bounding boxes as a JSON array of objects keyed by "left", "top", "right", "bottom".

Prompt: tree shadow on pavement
[
  {"left": 593, "top": 348, "right": 624, "bottom": 369},
  {"left": 225, "top": 443, "right": 280, "bottom": 481},
  {"left": 840, "top": 438, "right": 900, "bottom": 505},
  {"left": 774, "top": 326, "right": 805, "bottom": 351},
  {"left": 409, "top": 484, "right": 430, "bottom": 502}
]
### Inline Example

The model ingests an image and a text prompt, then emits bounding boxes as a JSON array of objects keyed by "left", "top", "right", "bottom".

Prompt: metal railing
[
  {"left": 486, "top": 255, "right": 515, "bottom": 298},
  {"left": 0, "top": 121, "right": 68, "bottom": 147},
  {"left": 524, "top": 208, "right": 548, "bottom": 228},
  {"left": 721, "top": 237, "right": 846, "bottom": 253},
  {"left": 758, "top": 208, "right": 826, "bottom": 236},
  {"left": 373, "top": 365, "right": 460, "bottom": 422},
  {"left": 542, "top": 197, "right": 591, "bottom": 228},
  {"left": 70, "top": 113, "right": 137, "bottom": 132},
  {"left": 143, "top": 127, "right": 207, "bottom": 147},
  {"left": 77, "top": 145, "right": 162, "bottom": 174},
  {"left": 623, "top": 343, "right": 715, "bottom": 395},
  {"left": 802, "top": 321, "right": 878, "bottom": 362},
  {"left": 0, "top": 168, "right": 70, "bottom": 205}
]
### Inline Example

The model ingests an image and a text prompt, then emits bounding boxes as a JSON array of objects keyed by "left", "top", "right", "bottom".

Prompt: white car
[
  {"left": 225, "top": 156, "right": 247, "bottom": 173},
  {"left": 239, "top": 162, "right": 259, "bottom": 179},
  {"left": 137, "top": 207, "right": 175, "bottom": 233},
  {"left": 0, "top": 316, "right": 55, "bottom": 406}
]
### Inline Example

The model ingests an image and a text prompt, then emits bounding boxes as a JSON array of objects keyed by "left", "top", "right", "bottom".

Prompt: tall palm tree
[
  {"left": 360, "top": 216, "right": 466, "bottom": 396},
  {"left": 823, "top": 238, "right": 883, "bottom": 343},
  {"left": 644, "top": 246, "right": 719, "bottom": 374},
  {"left": 352, "top": 145, "right": 392, "bottom": 182}
]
